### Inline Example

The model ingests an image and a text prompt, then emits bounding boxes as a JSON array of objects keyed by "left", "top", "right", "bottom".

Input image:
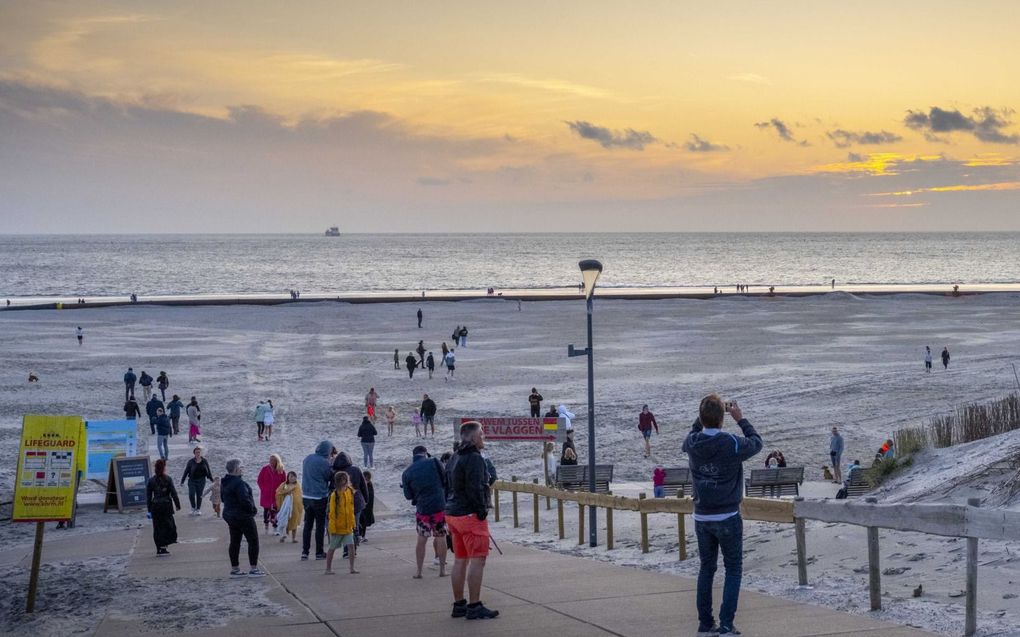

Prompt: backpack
[{"left": 835, "top": 486, "right": 848, "bottom": 500}]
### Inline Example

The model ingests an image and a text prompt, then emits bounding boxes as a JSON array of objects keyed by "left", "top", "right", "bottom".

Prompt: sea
[{"left": 1, "top": 233, "right": 1019, "bottom": 297}]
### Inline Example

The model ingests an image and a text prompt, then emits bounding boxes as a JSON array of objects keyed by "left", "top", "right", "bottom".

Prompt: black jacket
[
  {"left": 682, "top": 418, "right": 763, "bottom": 517},
  {"left": 181, "top": 458, "right": 214, "bottom": 484},
  {"left": 124, "top": 400, "right": 141, "bottom": 419},
  {"left": 332, "top": 453, "right": 369, "bottom": 502},
  {"left": 357, "top": 418, "right": 378, "bottom": 443},
  {"left": 146, "top": 475, "right": 181, "bottom": 514},
  {"left": 445, "top": 443, "right": 490, "bottom": 519},
  {"left": 420, "top": 398, "right": 437, "bottom": 418},
  {"left": 220, "top": 474, "right": 258, "bottom": 522},
  {"left": 154, "top": 414, "right": 173, "bottom": 436}
]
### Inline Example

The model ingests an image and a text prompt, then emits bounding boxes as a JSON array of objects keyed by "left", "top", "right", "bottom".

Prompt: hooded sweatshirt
[
  {"left": 445, "top": 443, "right": 490, "bottom": 519},
  {"left": 332, "top": 452, "right": 368, "bottom": 503},
  {"left": 558, "top": 405, "right": 576, "bottom": 431},
  {"left": 302, "top": 440, "right": 335, "bottom": 500},
  {"left": 682, "top": 418, "right": 763, "bottom": 518},
  {"left": 401, "top": 453, "right": 448, "bottom": 515}
]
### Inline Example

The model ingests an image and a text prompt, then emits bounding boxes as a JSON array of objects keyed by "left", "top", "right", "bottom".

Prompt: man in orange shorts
[{"left": 445, "top": 422, "right": 498, "bottom": 620}]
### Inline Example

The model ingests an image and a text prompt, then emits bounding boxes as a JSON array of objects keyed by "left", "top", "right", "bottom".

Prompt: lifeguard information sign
[
  {"left": 458, "top": 417, "right": 560, "bottom": 441},
  {"left": 14, "top": 415, "right": 85, "bottom": 522}
]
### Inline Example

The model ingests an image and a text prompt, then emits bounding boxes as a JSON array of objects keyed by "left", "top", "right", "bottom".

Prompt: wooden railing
[{"left": 493, "top": 479, "right": 1020, "bottom": 637}]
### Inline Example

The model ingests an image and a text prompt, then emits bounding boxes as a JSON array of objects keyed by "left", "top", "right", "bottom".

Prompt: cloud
[
  {"left": 826, "top": 129, "right": 902, "bottom": 148},
  {"left": 416, "top": 176, "right": 450, "bottom": 186},
  {"left": 904, "top": 106, "right": 1019, "bottom": 144},
  {"left": 565, "top": 120, "right": 657, "bottom": 150},
  {"left": 871, "top": 181, "right": 1020, "bottom": 196},
  {"left": 727, "top": 73, "right": 771, "bottom": 85},
  {"left": 846, "top": 152, "right": 864, "bottom": 162},
  {"left": 684, "top": 134, "right": 729, "bottom": 152},
  {"left": 754, "top": 118, "right": 806, "bottom": 145}
]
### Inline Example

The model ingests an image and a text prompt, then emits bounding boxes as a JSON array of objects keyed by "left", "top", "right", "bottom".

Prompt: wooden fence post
[
  {"left": 965, "top": 497, "right": 980, "bottom": 637},
  {"left": 557, "top": 497, "right": 565, "bottom": 539},
  {"left": 578, "top": 503, "right": 585, "bottom": 545},
  {"left": 639, "top": 493, "right": 649, "bottom": 554},
  {"left": 794, "top": 496, "right": 808, "bottom": 586},
  {"left": 677, "top": 493, "right": 687, "bottom": 560},
  {"left": 606, "top": 504, "right": 614, "bottom": 550},
  {"left": 493, "top": 485, "right": 500, "bottom": 522},
  {"left": 532, "top": 479, "right": 540, "bottom": 533},
  {"left": 866, "top": 497, "right": 881, "bottom": 611},
  {"left": 511, "top": 476, "right": 519, "bottom": 528}
]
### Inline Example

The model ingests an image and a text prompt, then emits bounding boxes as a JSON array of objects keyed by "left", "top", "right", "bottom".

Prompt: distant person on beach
[
  {"left": 325, "top": 471, "right": 362, "bottom": 575},
  {"left": 156, "top": 371, "right": 169, "bottom": 401},
  {"left": 124, "top": 367, "right": 137, "bottom": 400},
  {"left": 394, "top": 348, "right": 400, "bottom": 370},
  {"left": 146, "top": 394, "right": 165, "bottom": 435},
  {"left": 426, "top": 352, "right": 436, "bottom": 379},
  {"left": 446, "top": 422, "right": 498, "bottom": 619},
  {"left": 76, "top": 326, "right": 83, "bottom": 345},
  {"left": 452, "top": 326, "right": 461, "bottom": 345},
  {"left": 385, "top": 405, "right": 397, "bottom": 436},
  {"left": 257, "top": 454, "right": 286, "bottom": 533},
  {"left": 444, "top": 348, "right": 456, "bottom": 380},
  {"left": 459, "top": 326, "right": 468, "bottom": 347},
  {"left": 417, "top": 307, "right": 423, "bottom": 328},
  {"left": 255, "top": 400, "right": 267, "bottom": 441},
  {"left": 209, "top": 476, "right": 222, "bottom": 517},
  {"left": 924, "top": 346, "right": 933, "bottom": 373},
  {"left": 221, "top": 458, "right": 266, "bottom": 577},
  {"left": 831, "top": 278, "right": 836, "bottom": 289},
  {"left": 529, "top": 388, "right": 544, "bottom": 417},
  {"left": 360, "top": 470, "right": 375, "bottom": 542},
  {"left": 365, "top": 388, "right": 379, "bottom": 421},
  {"left": 154, "top": 407, "right": 172, "bottom": 460},
  {"left": 441, "top": 342, "right": 449, "bottom": 360},
  {"left": 139, "top": 370, "right": 154, "bottom": 401},
  {"left": 560, "top": 446, "right": 578, "bottom": 466},
  {"left": 876, "top": 439, "right": 895, "bottom": 462},
  {"left": 412, "top": 411, "right": 423, "bottom": 437},
  {"left": 146, "top": 458, "right": 181, "bottom": 557},
  {"left": 264, "top": 400, "right": 275, "bottom": 441},
  {"left": 683, "top": 395, "right": 763, "bottom": 637},
  {"left": 830, "top": 427, "right": 844, "bottom": 483},
  {"left": 358, "top": 416, "right": 378, "bottom": 468},
  {"left": 763, "top": 450, "right": 786, "bottom": 468},
  {"left": 167, "top": 394, "right": 184, "bottom": 435},
  {"left": 28, "top": 371, "right": 40, "bottom": 383},
  {"left": 124, "top": 395, "right": 141, "bottom": 420},
  {"left": 186, "top": 396, "right": 201, "bottom": 443},
  {"left": 402, "top": 444, "right": 450, "bottom": 578},
  {"left": 558, "top": 404, "right": 576, "bottom": 432},
  {"left": 416, "top": 340, "right": 426, "bottom": 366},
  {"left": 653, "top": 465, "right": 666, "bottom": 498},
  {"left": 181, "top": 446, "right": 214, "bottom": 515},
  {"left": 942, "top": 346, "right": 951, "bottom": 370},
  {"left": 545, "top": 404, "right": 558, "bottom": 419},
  {"left": 638, "top": 404, "right": 659, "bottom": 458},
  {"left": 543, "top": 442, "right": 557, "bottom": 485},
  {"left": 406, "top": 353, "right": 419, "bottom": 379},
  {"left": 301, "top": 441, "right": 335, "bottom": 560},
  {"left": 421, "top": 393, "right": 438, "bottom": 437},
  {"left": 275, "top": 471, "right": 303, "bottom": 542}
]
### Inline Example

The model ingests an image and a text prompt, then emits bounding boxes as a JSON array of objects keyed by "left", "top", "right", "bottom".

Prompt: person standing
[
  {"left": 186, "top": 396, "right": 201, "bottom": 443},
  {"left": 924, "top": 346, "right": 933, "bottom": 373},
  {"left": 156, "top": 371, "right": 170, "bottom": 402},
  {"left": 124, "top": 395, "right": 141, "bottom": 420},
  {"left": 154, "top": 407, "right": 172, "bottom": 460},
  {"left": 426, "top": 352, "right": 436, "bottom": 379},
  {"left": 275, "top": 471, "right": 303, "bottom": 543},
  {"left": 76, "top": 326, "right": 83, "bottom": 346},
  {"left": 830, "top": 427, "right": 844, "bottom": 484},
  {"left": 406, "top": 352, "right": 419, "bottom": 379},
  {"left": 365, "top": 388, "right": 379, "bottom": 421},
  {"left": 417, "top": 308, "right": 423, "bottom": 329},
  {"left": 385, "top": 405, "right": 397, "bottom": 436},
  {"left": 445, "top": 422, "right": 498, "bottom": 619},
  {"left": 942, "top": 346, "right": 951, "bottom": 370},
  {"left": 394, "top": 348, "right": 400, "bottom": 370},
  {"left": 420, "top": 394, "right": 437, "bottom": 437},
  {"left": 638, "top": 404, "right": 659, "bottom": 458},
  {"left": 528, "top": 388, "right": 544, "bottom": 417},
  {"left": 146, "top": 394, "right": 165, "bottom": 436},
  {"left": 167, "top": 394, "right": 184, "bottom": 436},
  {"left": 124, "top": 367, "right": 137, "bottom": 400},
  {"left": 441, "top": 342, "right": 449, "bottom": 361},
  {"left": 558, "top": 404, "right": 576, "bottom": 433},
  {"left": 416, "top": 341, "right": 427, "bottom": 367},
  {"left": 254, "top": 400, "right": 267, "bottom": 441},
  {"left": 683, "top": 396, "right": 763, "bottom": 637},
  {"left": 358, "top": 416, "right": 378, "bottom": 468},
  {"left": 146, "top": 458, "right": 181, "bottom": 556},
  {"left": 256, "top": 454, "right": 287, "bottom": 533},
  {"left": 139, "top": 371, "right": 154, "bottom": 401},
  {"left": 459, "top": 326, "right": 468, "bottom": 347},
  {"left": 452, "top": 326, "right": 460, "bottom": 346},
  {"left": 181, "top": 446, "right": 214, "bottom": 515},
  {"left": 444, "top": 348, "right": 456, "bottom": 380},
  {"left": 221, "top": 458, "right": 267, "bottom": 577},
  {"left": 301, "top": 440, "right": 336, "bottom": 560},
  {"left": 263, "top": 400, "right": 275, "bottom": 441},
  {"left": 325, "top": 471, "right": 362, "bottom": 575},
  {"left": 359, "top": 470, "right": 375, "bottom": 542},
  {"left": 401, "top": 445, "right": 449, "bottom": 578}
]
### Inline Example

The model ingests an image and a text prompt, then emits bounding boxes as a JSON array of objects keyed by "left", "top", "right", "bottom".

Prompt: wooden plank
[
  {"left": 741, "top": 498, "right": 796, "bottom": 523},
  {"left": 606, "top": 505, "right": 614, "bottom": 550},
  {"left": 578, "top": 503, "right": 585, "bottom": 545},
  {"left": 794, "top": 497, "right": 807, "bottom": 586},
  {"left": 868, "top": 523, "right": 881, "bottom": 611},
  {"left": 557, "top": 498, "right": 564, "bottom": 539},
  {"left": 794, "top": 499, "right": 968, "bottom": 537},
  {"left": 532, "top": 479, "right": 540, "bottom": 534},
  {"left": 493, "top": 487, "right": 500, "bottom": 522},
  {"left": 639, "top": 493, "right": 649, "bottom": 554},
  {"left": 511, "top": 476, "right": 519, "bottom": 528},
  {"left": 965, "top": 498, "right": 979, "bottom": 637}
]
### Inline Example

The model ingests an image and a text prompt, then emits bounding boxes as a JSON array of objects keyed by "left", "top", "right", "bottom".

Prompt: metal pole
[
  {"left": 965, "top": 497, "right": 980, "bottom": 636},
  {"left": 26, "top": 521, "right": 44, "bottom": 613},
  {"left": 586, "top": 297, "right": 597, "bottom": 547}
]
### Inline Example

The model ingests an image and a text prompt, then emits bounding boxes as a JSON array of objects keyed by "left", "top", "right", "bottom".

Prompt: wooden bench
[
  {"left": 660, "top": 467, "right": 692, "bottom": 497},
  {"left": 845, "top": 469, "right": 871, "bottom": 496},
  {"left": 744, "top": 467, "right": 804, "bottom": 498},
  {"left": 555, "top": 464, "right": 614, "bottom": 493}
]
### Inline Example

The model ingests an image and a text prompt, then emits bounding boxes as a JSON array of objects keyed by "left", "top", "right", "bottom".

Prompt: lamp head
[{"left": 578, "top": 259, "right": 603, "bottom": 300}]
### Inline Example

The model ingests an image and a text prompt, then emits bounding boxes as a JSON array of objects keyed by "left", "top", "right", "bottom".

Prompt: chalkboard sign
[{"left": 104, "top": 456, "right": 151, "bottom": 512}]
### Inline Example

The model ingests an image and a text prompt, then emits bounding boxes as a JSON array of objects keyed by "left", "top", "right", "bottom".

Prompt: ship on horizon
[{"left": 325, "top": 226, "right": 340, "bottom": 236}]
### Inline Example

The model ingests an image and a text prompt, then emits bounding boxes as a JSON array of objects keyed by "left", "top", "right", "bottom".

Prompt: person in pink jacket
[{"left": 256, "top": 454, "right": 287, "bottom": 533}]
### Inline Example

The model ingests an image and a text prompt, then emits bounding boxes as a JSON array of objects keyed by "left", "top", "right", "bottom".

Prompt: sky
[{"left": 1, "top": 1, "right": 1019, "bottom": 233}]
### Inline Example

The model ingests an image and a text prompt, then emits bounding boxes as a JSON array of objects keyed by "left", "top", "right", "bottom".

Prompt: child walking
[
  {"left": 275, "top": 471, "right": 304, "bottom": 543},
  {"left": 411, "top": 412, "right": 423, "bottom": 438},
  {"left": 206, "top": 476, "right": 222, "bottom": 517},
  {"left": 325, "top": 472, "right": 363, "bottom": 575}
]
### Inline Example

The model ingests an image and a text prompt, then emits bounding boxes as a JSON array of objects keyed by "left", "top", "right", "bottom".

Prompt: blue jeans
[
  {"left": 361, "top": 442, "right": 374, "bottom": 468},
  {"left": 156, "top": 434, "right": 169, "bottom": 460},
  {"left": 695, "top": 514, "right": 743, "bottom": 629},
  {"left": 653, "top": 485, "right": 665, "bottom": 498}
]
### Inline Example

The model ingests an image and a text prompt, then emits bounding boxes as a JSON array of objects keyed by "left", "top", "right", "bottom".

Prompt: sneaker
[
  {"left": 433, "top": 556, "right": 441, "bottom": 565},
  {"left": 156, "top": 547, "right": 170, "bottom": 557},
  {"left": 451, "top": 600, "right": 468, "bottom": 618},
  {"left": 248, "top": 568, "right": 267, "bottom": 577},
  {"left": 230, "top": 568, "right": 245, "bottom": 578},
  {"left": 466, "top": 602, "right": 499, "bottom": 620},
  {"left": 195, "top": 510, "right": 202, "bottom": 516},
  {"left": 301, "top": 553, "right": 309, "bottom": 560},
  {"left": 718, "top": 627, "right": 741, "bottom": 636},
  {"left": 315, "top": 553, "right": 327, "bottom": 560},
  {"left": 696, "top": 627, "right": 719, "bottom": 637}
]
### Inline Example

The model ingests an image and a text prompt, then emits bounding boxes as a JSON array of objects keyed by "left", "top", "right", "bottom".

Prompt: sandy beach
[{"left": 3, "top": 293, "right": 1020, "bottom": 635}]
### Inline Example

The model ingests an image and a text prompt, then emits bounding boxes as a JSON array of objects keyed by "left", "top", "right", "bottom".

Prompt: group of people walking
[
  {"left": 924, "top": 345, "right": 951, "bottom": 372},
  {"left": 122, "top": 367, "right": 202, "bottom": 458}
]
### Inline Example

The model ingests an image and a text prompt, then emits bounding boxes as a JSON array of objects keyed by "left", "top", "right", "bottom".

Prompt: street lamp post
[{"left": 567, "top": 259, "right": 602, "bottom": 547}]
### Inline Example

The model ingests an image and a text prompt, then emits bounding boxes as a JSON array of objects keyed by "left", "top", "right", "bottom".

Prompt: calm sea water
[{"left": 1, "top": 233, "right": 1019, "bottom": 297}]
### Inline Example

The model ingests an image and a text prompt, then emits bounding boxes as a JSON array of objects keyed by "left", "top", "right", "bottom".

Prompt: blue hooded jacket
[
  {"left": 682, "top": 418, "right": 763, "bottom": 517},
  {"left": 401, "top": 453, "right": 448, "bottom": 515},
  {"left": 302, "top": 440, "right": 335, "bottom": 500}
]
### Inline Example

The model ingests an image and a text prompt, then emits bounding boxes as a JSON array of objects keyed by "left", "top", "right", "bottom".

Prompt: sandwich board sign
[
  {"left": 85, "top": 420, "right": 139, "bottom": 481},
  {"left": 457, "top": 417, "right": 561, "bottom": 441},
  {"left": 104, "top": 456, "right": 151, "bottom": 512}
]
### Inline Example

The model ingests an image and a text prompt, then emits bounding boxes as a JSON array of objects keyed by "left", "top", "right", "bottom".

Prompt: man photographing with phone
[{"left": 683, "top": 395, "right": 763, "bottom": 637}]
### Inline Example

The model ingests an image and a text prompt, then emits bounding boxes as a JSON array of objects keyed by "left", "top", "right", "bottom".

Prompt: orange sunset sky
[{"left": 1, "top": 1, "right": 1019, "bottom": 232}]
